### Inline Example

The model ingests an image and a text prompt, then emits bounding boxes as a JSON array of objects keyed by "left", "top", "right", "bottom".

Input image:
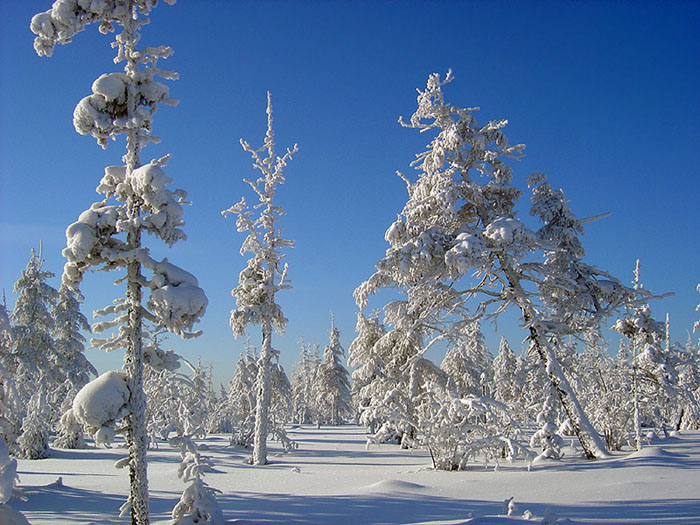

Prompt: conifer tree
[
  {"left": 52, "top": 283, "right": 97, "bottom": 436},
  {"left": 222, "top": 93, "right": 296, "bottom": 466},
  {"left": 315, "top": 316, "right": 352, "bottom": 425},
  {"left": 31, "top": 3, "right": 206, "bottom": 522},
  {"left": 291, "top": 339, "right": 317, "bottom": 425},
  {"left": 226, "top": 349, "right": 258, "bottom": 447},
  {"left": 492, "top": 337, "right": 524, "bottom": 411},
  {"left": 347, "top": 312, "right": 386, "bottom": 431},
  {"left": 9, "top": 250, "right": 59, "bottom": 458},
  {"left": 613, "top": 261, "right": 670, "bottom": 449}
]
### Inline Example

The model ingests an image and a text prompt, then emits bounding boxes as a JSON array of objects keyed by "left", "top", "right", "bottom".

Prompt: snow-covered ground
[{"left": 10, "top": 426, "right": 700, "bottom": 524}]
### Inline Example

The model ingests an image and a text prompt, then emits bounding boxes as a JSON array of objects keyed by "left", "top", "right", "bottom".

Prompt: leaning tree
[
  {"left": 31, "top": 2, "right": 207, "bottom": 523},
  {"left": 354, "top": 71, "right": 653, "bottom": 460}
]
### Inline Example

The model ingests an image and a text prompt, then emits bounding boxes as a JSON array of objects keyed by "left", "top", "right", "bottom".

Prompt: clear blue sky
[{"left": 1, "top": 1, "right": 699, "bottom": 387}]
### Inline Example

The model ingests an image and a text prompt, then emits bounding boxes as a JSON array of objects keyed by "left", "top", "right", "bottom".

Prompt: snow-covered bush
[
  {"left": 0, "top": 436, "right": 19, "bottom": 503},
  {"left": 0, "top": 435, "right": 28, "bottom": 525},
  {"left": 169, "top": 435, "right": 224, "bottom": 525},
  {"left": 54, "top": 408, "right": 88, "bottom": 450},
  {"left": 413, "top": 382, "right": 532, "bottom": 470},
  {"left": 530, "top": 391, "right": 565, "bottom": 461}
]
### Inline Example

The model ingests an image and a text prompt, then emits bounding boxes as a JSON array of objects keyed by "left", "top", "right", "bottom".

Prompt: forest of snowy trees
[{"left": 1, "top": 1, "right": 699, "bottom": 524}]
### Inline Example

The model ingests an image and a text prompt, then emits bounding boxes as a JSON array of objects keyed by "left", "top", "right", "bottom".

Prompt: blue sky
[{"left": 1, "top": 1, "right": 699, "bottom": 387}]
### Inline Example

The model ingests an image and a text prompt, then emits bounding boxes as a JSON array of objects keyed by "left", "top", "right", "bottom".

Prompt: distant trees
[
  {"left": 291, "top": 339, "right": 320, "bottom": 425},
  {"left": 223, "top": 93, "right": 297, "bottom": 465},
  {"left": 31, "top": 1, "right": 206, "bottom": 522}
]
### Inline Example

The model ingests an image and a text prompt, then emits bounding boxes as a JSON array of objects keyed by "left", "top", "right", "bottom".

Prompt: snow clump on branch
[{"left": 72, "top": 371, "right": 129, "bottom": 445}]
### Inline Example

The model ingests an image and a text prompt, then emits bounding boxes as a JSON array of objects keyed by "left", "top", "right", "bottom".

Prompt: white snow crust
[{"left": 11, "top": 426, "right": 700, "bottom": 524}]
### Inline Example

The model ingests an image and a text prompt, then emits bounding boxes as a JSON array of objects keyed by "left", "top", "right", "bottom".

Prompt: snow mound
[
  {"left": 0, "top": 437, "right": 18, "bottom": 504},
  {"left": 366, "top": 479, "right": 426, "bottom": 493},
  {"left": 625, "top": 446, "right": 686, "bottom": 460}
]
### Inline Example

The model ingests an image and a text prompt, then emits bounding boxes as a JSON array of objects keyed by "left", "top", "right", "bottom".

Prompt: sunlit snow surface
[{"left": 11, "top": 426, "right": 700, "bottom": 523}]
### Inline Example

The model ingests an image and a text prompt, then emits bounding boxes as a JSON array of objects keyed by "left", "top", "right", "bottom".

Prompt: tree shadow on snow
[
  {"left": 12, "top": 481, "right": 178, "bottom": 524},
  {"left": 216, "top": 492, "right": 700, "bottom": 524},
  {"left": 218, "top": 491, "right": 497, "bottom": 524}
]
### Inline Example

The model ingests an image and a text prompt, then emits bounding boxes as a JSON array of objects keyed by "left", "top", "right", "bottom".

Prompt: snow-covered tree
[
  {"left": 315, "top": 316, "right": 352, "bottom": 425},
  {"left": 347, "top": 312, "right": 386, "bottom": 431},
  {"left": 352, "top": 283, "right": 451, "bottom": 447},
  {"left": 52, "top": 283, "right": 97, "bottom": 439},
  {"left": 613, "top": 261, "right": 672, "bottom": 448},
  {"left": 291, "top": 339, "right": 319, "bottom": 425},
  {"left": 223, "top": 348, "right": 258, "bottom": 447},
  {"left": 354, "top": 72, "right": 642, "bottom": 459},
  {"left": 222, "top": 93, "right": 296, "bottom": 466},
  {"left": 16, "top": 391, "right": 51, "bottom": 460},
  {"left": 441, "top": 320, "right": 492, "bottom": 397},
  {"left": 31, "top": 2, "right": 206, "bottom": 522},
  {"left": 673, "top": 330, "right": 700, "bottom": 430},
  {"left": 530, "top": 389, "right": 565, "bottom": 461},
  {"left": 0, "top": 300, "right": 20, "bottom": 449},
  {"left": 268, "top": 361, "right": 294, "bottom": 449},
  {"left": 492, "top": 337, "right": 525, "bottom": 414},
  {"left": 8, "top": 250, "right": 59, "bottom": 458},
  {"left": 575, "top": 333, "right": 631, "bottom": 451},
  {"left": 53, "top": 284, "right": 95, "bottom": 389}
]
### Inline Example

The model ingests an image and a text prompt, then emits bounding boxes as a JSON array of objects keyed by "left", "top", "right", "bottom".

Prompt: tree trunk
[
  {"left": 500, "top": 260, "right": 609, "bottom": 460},
  {"left": 252, "top": 320, "right": 272, "bottom": 465},
  {"left": 125, "top": 231, "right": 149, "bottom": 525},
  {"left": 529, "top": 325, "right": 609, "bottom": 459}
]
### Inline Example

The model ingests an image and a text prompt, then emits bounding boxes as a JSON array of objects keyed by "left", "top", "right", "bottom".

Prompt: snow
[
  {"left": 92, "top": 73, "right": 128, "bottom": 104},
  {"left": 10, "top": 426, "right": 700, "bottom": 523},
  {"left": 71, "top": 371, "right": 129, "bottom": 433},
  {"left": 0, "top": 437, "right": 17, "bottom": 504},
  {"left": 0, "top": 505, "right": 29, "bottom": 525}
]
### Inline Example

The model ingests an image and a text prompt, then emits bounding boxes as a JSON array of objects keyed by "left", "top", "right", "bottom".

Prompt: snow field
[{"left": 10, "top": 425, "right": 700, "bottom": 524}]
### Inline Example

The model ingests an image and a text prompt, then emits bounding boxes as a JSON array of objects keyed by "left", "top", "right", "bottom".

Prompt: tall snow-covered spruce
[
  {"left": 315, "top": 315, "right": 352, "bottom": 425},
  {"left": 222, "top": 93, "right": 297, "bottom": 466},
  {"left": 4, "top": 250, "right": 58, "bottom": 459},
  {"left": 354, "top": 71, "right": 647, "bottom": 461},
  {"left": 31, "top": 2, "right": 207, "bottom": 523}
]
